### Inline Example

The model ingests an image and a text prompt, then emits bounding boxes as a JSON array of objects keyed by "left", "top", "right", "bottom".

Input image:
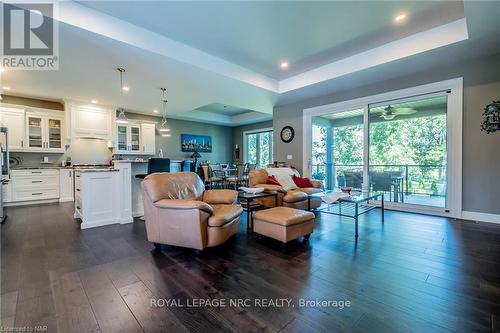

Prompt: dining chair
[
  {"left": 201, "top": 164, "right": 224, "bottom": 189},
  {"left": 226, "top": 164, "right": 245, "bottom": 189}
]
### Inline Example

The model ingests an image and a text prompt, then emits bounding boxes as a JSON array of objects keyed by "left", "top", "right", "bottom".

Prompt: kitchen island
[{"left": 74, "top": 168, "right": 123, "bottom": 229}]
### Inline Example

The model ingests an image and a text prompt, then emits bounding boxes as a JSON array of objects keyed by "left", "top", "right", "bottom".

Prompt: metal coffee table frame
[
  {"left": 238, "top": 191, "right": 279, "bottom": 232},
  {"left": 314, "top": 191, "right": 384, "bottom": 238}
]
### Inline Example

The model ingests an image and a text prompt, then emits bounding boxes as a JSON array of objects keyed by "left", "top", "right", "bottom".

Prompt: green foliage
[{"left": 312, "top": 114, "right": 447, "bottom": 196}]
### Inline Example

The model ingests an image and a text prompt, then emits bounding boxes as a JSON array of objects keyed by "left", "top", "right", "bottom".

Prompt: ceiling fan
[{"left": 380, "top": 105, "right": 417, "bottom": 120}]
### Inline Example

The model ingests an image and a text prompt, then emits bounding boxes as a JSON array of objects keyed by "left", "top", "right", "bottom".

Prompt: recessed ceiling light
[
  {"left": 91, "top": 100, "right": 98, "bottom": 104},
  {"left": 122, "top": 86, "right": 130, "bottom": 92},
  {"left": 153, "top": 109, "right": 158, "bottom": 113},
  {"left": 394, "top": 13, "right": 407, "bottom": 23},
  {"left": 3, "top": 86, "right": 11, "bottom": 91},
  {"left": 280, "top": 61, "right": 289, "bottom": 69}
]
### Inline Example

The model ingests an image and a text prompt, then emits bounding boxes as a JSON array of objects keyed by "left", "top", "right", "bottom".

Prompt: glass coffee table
[
  {"left": 238, "top": 191, "right": 279, "bottom": 232},
  {"left": 312, "top": 191, "right": 384, "bottom": 238}
]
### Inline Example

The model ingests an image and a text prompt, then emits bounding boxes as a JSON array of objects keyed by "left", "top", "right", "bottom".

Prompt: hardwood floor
[{"left": 1, "top": 202, "right": 500, "bottom": 332}]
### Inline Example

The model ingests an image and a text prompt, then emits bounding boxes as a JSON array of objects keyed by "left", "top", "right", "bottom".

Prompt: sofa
[
  {"left": 248, "top": 168, "right": 323, "bottom": 210},
  {"left": 141, "top": 172, "right": 243, "bottom": 250}
]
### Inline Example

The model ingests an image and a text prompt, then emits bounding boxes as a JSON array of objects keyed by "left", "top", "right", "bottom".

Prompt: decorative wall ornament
[{"left": 481, "top": 100, "right": 500, "bottom": 134}]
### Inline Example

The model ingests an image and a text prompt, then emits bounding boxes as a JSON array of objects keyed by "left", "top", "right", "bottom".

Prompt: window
[
  {"left": 244, "top": 129, "right": 273, "bottom": 167},
  {"left": 305, "top": 78, "right": 463, "bottom": 217}
]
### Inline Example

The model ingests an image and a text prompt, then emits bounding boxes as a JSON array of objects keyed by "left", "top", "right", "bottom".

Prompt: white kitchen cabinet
[
  {"left": 116, "top": 124, "right": 141, "bottom": 154},
  {"left": 2, "top": 180, "right": 12, "bottom": 203},
  {"left": 11, "top": 169, "right": 60, "bottom": 202},
  {"left": 25, "top": 110, "right": 65, "bottom": 153},
  {"left": 0, "top": 107, "right": 25, "bottom": 151},
  {"left": 74, "top": 170, "right": 120, "bottom": 229},
  {"left": 70, "top": 104, "right": 112, "bottom": 140},
  {"left": 113, "top": 161, "right": 133, "bottom": 224},
  {"left": 141, "top": 123, "right": 156, "bottom": 155},
  {"left": 59, "top": 168, "right": 74, "bottom": 202}
]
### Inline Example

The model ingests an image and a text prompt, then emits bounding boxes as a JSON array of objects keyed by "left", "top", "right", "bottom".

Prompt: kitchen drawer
[
  {"left": 75, "top": 189, "right": 81, "bottom": 201},
  {"left": 13, "top": 175, "right": 59, "bottom": 188},
  {"left": 11, "top": 169, "right": 59, "bottom": 176},
  {"left": 75, "top": 196, "right": 83, "bottom": 212},
  {"left": 13, "top": 188, "right": 59, "bottom": 202}
]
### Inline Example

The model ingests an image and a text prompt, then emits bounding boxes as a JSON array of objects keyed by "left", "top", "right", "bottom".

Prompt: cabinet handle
[
  {"left": 76, "top": 206, "right": 81, "bottom": 210},
  {"left": 32, "top": 192, "right": 43, "bottom": 196},
  {"left": 76, "top": 189, "right": 80, "bottom": 192},
  {"left": 69, "top": 171, "right": 72, "bottom": 177},
  {"left": 21, "top": 140, "right": 24, "bottom": 147},
  {"left": 32, "top": 180, "right": 43, "bottom": 183},
  {"left": 31, "top": 171, "right": 42, "bottom": 174}
]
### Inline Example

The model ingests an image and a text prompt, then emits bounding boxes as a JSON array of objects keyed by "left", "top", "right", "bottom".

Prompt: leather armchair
[
  {"left": 248, "top": 169, "right": 323, "bottom": 210},
  {"left": 141, "top": 172, "right": 242, "bottom": 250}
]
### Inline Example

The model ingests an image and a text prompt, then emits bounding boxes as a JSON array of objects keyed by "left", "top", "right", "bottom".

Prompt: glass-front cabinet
[
  {"left": 25, "top": 111, "right": 64, "bottom": 152},
  {"left": 48, "top": 118, "right": 62, "bottom": 149},
  {"left": 27, "top": 116, "right": 43, "bottom": 149},
  {"left": 116, "top": 124, "right": 141, "bottom": 154},
  {"left": 130, "top": 126, "right": 141, "bottom": 152},
  {"left": 117, "top": 125, "right": 128, "bottom": 151}
]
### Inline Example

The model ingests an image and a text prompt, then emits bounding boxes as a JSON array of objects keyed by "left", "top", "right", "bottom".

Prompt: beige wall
[{"left": 273, "top": 53, "right": 500, "bottom": 215}]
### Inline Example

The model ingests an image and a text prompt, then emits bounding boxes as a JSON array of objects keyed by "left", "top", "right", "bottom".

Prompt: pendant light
[
  {"left": 159, "top": 87, "right": 171, "bottom": 137},
  {"left": 115, "top": 67, "right": 129, "bottom": 124}
]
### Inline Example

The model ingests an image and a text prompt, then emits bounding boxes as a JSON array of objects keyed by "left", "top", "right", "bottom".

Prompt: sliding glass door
[
  {"left": 312, "top": 109, "right": 364, "bottom": 190},
  {"left": 369, "top": 94, "right": 447, "bottom": 208},
  {"left": 306, "top": 78, "right": 462, "bottom": 217}
]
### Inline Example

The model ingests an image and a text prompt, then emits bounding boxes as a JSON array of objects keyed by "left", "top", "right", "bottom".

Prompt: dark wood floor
[{"left": 1, "top": 203, "right": 500, "bottom": 333}]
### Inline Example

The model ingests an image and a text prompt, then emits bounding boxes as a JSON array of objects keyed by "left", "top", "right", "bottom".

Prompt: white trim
[
  {"left": 280, "top": 19, "right": 468, "bottom": 93},
  {"left": 54, "top": 2, "right": 468, "bottom": 94},
  {"left": 462, "top": 211, "right": 500, "bottom": 224},
  {"left": 5, "top": 199, "right": 59, "bottom": 207},
  {"left": 303, "top": 78, "right": 463, "bottom": 218},
  {"left": 57, "top": 1, "right": 278, "bottom": 92}
]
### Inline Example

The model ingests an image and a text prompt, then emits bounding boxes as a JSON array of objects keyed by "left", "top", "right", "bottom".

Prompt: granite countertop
[
  {"left": 74, "top": 168, "right": 118, "bottom": 173},
  {"left": 114, "top": 159, "right": 185, "bottom": 163},
  {"left": 11, "top": 166, "right": 69, "bottom": 170}
]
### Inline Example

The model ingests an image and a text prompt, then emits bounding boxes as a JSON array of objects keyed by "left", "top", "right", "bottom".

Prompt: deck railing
[{"left": 311, "top": 163, "right": 446, "bottom": 197}]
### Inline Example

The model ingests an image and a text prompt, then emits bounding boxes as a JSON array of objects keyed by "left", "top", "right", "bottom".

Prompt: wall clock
[{"left": 280, "top": 126, "right": 295, "bottom": 143}]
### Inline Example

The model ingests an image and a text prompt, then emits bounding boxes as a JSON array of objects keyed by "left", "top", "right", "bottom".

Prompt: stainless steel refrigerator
[{"left": 0, "top": 126, "right": 9, "bottom": 223}]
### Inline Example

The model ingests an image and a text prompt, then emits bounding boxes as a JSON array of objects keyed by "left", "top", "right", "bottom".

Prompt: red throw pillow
[
  {"left": 266, "top": 175, "right": 281, "bottom": 186},
  {"left": 292, "top": 175, "right": 314, "bottom": 188}
]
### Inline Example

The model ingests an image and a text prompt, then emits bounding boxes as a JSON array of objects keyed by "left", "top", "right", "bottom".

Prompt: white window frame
[
  {"left": 303, "top": 78, "right": 463, "bottom": 218},
  {"left": 243, "top": 127, "right": 273, "bottom": 165}
]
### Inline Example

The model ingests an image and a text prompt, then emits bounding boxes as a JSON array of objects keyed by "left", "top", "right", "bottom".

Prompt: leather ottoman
[{"left": 252, "top": 207, "right": 315, "bottom": 243}]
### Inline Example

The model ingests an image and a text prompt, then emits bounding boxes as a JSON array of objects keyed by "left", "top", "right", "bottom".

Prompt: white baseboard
[
  {"left": 461, "top": 211, "right": 500, "bottom": 224},
  {"left": 5, "top": 199, "right": 59, "bottom": 207},
  {"left": 132, "top": 211, "right": 144, "bottom": 218},
  {"left": 80, "top": 218, "right": 119, "bottom": 229},
  {"left": 120, "top": 217, "right": 134, "bottom": 224}
]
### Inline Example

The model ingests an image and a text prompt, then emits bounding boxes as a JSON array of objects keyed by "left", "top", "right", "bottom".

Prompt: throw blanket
[
  {"left": 322, "top": 191, "right": 349, "bottom": 204},
  {"left": 265, "top": 167, "right": 300, "bottom": 191}
]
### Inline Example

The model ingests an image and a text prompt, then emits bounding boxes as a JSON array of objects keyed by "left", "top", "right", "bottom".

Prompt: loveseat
[{"left": 248, "top": 168, "right": 323, "bottom": 210}]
